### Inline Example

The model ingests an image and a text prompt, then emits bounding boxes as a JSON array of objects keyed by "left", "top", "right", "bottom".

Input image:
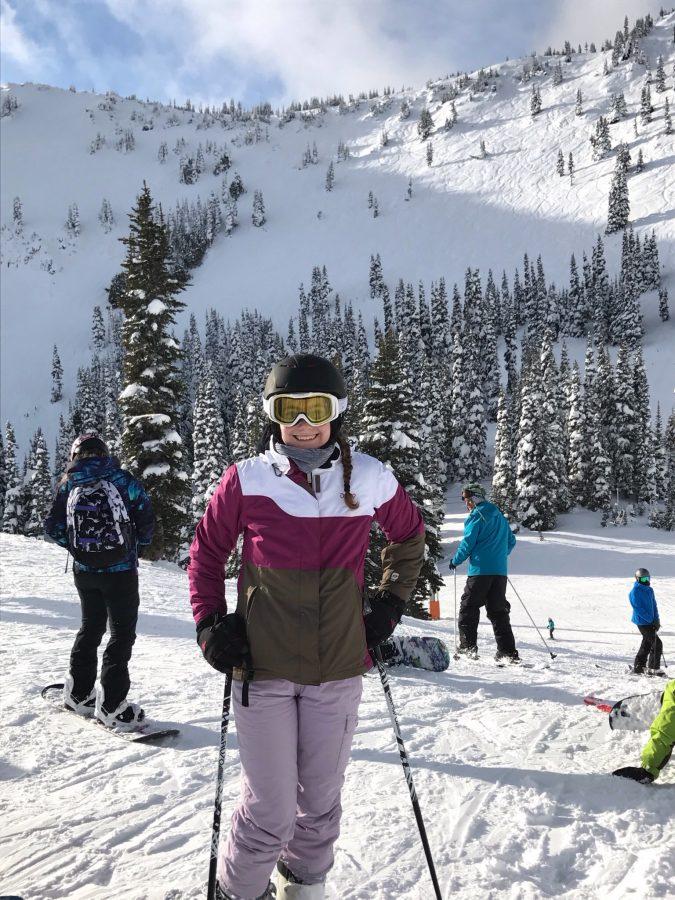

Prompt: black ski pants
[
  {"left": 458, "top": 574, "right": 516, "bottom": 654},
  {"left": 70, "top": 569, "right": 139, "bottom": 711},
  {"left": 634, "top": 624, "right": 662, "bottom": 672}
]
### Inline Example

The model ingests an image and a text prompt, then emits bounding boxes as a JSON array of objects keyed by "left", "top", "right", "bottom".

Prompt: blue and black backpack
[{"left": 66, "top": 479, "right": 134, "bottom": 567}]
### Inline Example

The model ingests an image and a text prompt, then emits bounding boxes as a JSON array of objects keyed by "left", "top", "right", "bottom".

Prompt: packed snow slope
[
  {"left": 1, "top": 493, "right": 674, "bottom": 900},
  {"left": 2, "top": 13, "right": 675, "bottom": 449}
]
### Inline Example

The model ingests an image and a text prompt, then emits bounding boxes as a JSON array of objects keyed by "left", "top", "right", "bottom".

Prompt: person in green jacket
[{"left": 613, "top": 679, "right": 675, "bottom": 783}]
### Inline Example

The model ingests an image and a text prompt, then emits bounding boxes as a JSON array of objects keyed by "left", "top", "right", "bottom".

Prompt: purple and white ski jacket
[{"left": 188, "top": 444, "right": 425, "bottom": 685}]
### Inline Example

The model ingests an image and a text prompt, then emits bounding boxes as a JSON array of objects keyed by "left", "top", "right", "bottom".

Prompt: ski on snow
[
  {"left": 41, "top": 683, "right": 180, "bottom": 744},
  {"left": 584, "top": 690, "right": 664, "bottom": 731}
]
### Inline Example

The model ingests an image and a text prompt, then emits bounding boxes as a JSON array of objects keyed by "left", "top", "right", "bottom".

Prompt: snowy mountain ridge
[{"left": 1, "top": 10, "right": 675, "bottom": 453}]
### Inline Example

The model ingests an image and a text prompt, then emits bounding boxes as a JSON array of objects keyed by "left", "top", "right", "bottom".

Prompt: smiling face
[{"left": 279, "top": 420, "right": 331, "bottom": 449}]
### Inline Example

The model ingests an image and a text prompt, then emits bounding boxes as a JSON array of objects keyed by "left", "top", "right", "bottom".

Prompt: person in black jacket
[{"left": 44, "top": 433, "right": 155, "bottom": 728}]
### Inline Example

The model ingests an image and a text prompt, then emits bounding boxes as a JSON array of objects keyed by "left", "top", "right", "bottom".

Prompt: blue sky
[{"left": 1, "top": 1, "right": 664, "bottom": 108}]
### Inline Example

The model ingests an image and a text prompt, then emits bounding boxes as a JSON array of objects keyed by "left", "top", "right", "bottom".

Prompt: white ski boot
[
  {"left": 216, "top": 881, "right": 276, "bottom": 899},
  {"left": 273, "top": 863, "right": 325, "bottom": 899},
  {"left": 95, "top": 688, "right": 145, "bottom": 730},
  {"left": 63, "top": 675, "right": 96, "bottom": 717}
]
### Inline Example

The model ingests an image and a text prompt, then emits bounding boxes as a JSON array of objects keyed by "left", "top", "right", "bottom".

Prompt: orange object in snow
[{"left": 429, "top": 598, "right": 440, "bottom": 620}]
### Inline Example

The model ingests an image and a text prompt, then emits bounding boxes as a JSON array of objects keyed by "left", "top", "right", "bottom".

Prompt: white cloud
[
  {"left": 0, "top": 0, "right": 45, "bottom": 69},
  {"left": 535, "top": 0, "right": 664, "bottom": 52},
  {"left": 103, "top": 0, "right": 462, "bottom": 105}
]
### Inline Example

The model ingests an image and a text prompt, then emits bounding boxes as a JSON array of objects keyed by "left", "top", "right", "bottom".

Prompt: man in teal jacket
[{"left": 450, "top": 483, "right": 518, "bottom": 662}]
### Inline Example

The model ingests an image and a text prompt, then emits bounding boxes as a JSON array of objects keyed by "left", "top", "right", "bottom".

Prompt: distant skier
[
  {"left": 547, "top": 617, "right": 555, "bottom": 640},
  {"left": 629, "top": 568, "right": 663, "bottom": 675},
  {"left": 449, "top": 483, "right": 519, "bottom": 663},
  {"left": 188, "top": 354, "right": 425, "bottom": 900},
  {"left": 613, "top": 680, "right": 675, "bottom": 783},
  {"left": 44, "top": 433, "right": 154, "bottom": 727}
]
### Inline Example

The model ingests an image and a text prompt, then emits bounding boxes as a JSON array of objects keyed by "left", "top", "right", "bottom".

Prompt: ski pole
[
  {"left": 506, "top": 577, "right": 557, "bottom": 660},
  {"left": 453, "top": 568, "right": 459, "bottom": 658},
  {"left": 373, "top": 646, "right": 442, "bottom": 900},
  {"left": 207, "top": 672, "right": 233, "bottom": 900}
]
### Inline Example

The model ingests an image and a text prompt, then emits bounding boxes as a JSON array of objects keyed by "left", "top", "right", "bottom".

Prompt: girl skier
[
  {"left": 188, "top": 354, "right": 425, "bottom": 900},
  {"left": 629, "top": 568, "right": 663, "bottom": 675}
]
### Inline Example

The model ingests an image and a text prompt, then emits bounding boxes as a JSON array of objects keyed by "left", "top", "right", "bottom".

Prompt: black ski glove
[
  {"left": 654, "top": 620, "right": 661, "bottom": 632},
  {"left": 612, "top": 766, "right": 654, "bottom": 784},
  {"left": 364, "top": 589, "right": 406, "bottom": 650},
  {"left": 197, "top": 613, "right": 249, "bottom": 673}
]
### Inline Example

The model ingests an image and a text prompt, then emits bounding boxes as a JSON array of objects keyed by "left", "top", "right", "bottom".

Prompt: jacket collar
[{"left": 262, "top": 440, "right": 341, "bottom": 475}]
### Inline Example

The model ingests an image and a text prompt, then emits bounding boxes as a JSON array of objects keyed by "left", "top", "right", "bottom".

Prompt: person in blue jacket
[
  {"left": 630, "top": 568, "right": 663, "bottom": 675},
  {"left": 449, "top": 483, "right": 518, "bottom": 662},
  {"left": 44, "top": 433, "right": 155, "bottom": 727}
]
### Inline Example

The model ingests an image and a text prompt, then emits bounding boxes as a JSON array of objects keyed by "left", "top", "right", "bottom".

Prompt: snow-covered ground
[
  {"left": 2, "top": 13, "right": 675, "bottom": 452},
  {"left": 2, "top": 493, "right": 673, "bottom": 900}
]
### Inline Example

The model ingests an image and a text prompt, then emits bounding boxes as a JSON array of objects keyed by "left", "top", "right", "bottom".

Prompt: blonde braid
[{"left": 337, "top": 434, "right": 359, "bottom": 509}]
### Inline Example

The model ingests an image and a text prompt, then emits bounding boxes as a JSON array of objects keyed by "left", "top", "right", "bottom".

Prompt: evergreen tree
[
  {"left": 12, "top": 196, "right": 23, "bottom": 233},
  {"left": 426, "top": 141, "right": 434, "bottom": 166},
  {"left": 655, "top": 55, "right": 666, "bottom": 92},
  {"left": 566, "top": 363, "right": 586, "bottom": 505},
  {"left": 636, "top": 148, "right": 645, "bottom": 172},
  {"left": 606, "top": 160, "right": 630, "bottom": 233},
  {"left": 325, "top": 161, "right": 335, "bottom": 191},
  {"left": 65, "top": 203, "right": 81, "bottom": 236},
  {"left": 556, "top": 148, "right": 565, "bottom": 176},
  {"left": 252, "top": 190, "right": 266, "bottom": 226},
  {"left": 229, "top": 172, "right": 245, "bottom": 200},
  {"left": 417, "top": 107, "right": 433, "bottom": 140},
  {"left": 659, "top": 287, "right": 670, "bottom": 322},
  {"left": 25, "top": 431, "right": 51, "bottom": 537},
  {"left": 359, "top": 331, "right": 430, "bottom": 617},
  {"left": 1, "top": 423, "right": 21, "bottom": 534},
  {"left": 369, "top": 253, "right": 385, "bottom": 299},
  {"left": 118, "top": 183, "right": 190, "bottom": 559},
  {"left": 612, "top": 346, "right": 636, "bottom": 496},
  {"left": 191, "top": 368, "right": 228, "bottom": 526},
  {"left": 515, "top": 353, "right": 557, "bottom": 530},
  {"left": 665, "top": 97, "right": 672, "bottom": 135},
  {"left": 632, "top": 348, "right": 656, "bottom": 505},
  {"left": 91, "top": 305, "right": 106, "bottom": 350},
  {"left": 99, "top": 198, "right": 115, "bottom": 233},
  {"left": 568, "top": 151, "right": 575, "bottom": 184},
  {"left": 590, "top": 116, "right": 611, "bottom": 159},
  {"left": 653, "top": 404, "right": 668, "bottom": 502},
  {"left": 640, "top": 86, "right": 653, "bottom": 124},
  {"left": 575, "top": 88, "right": 583, "bottom": 116},
  {"left": 491, "top": 390, "right": 517, "bottom": 518},
  {"left": 530, "top": 85, "right": 542, "bottom": 116},
  {"left": 50, "top": 345, "right": 63, "bottom": 403}
]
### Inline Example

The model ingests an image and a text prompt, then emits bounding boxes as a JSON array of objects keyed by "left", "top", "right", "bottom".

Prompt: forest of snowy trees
[{"left": 1, "top": 180, "right": 674, "bottom": 617}]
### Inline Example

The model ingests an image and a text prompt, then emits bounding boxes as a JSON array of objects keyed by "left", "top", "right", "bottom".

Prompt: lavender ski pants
[{"left": 218, "top": 676, "right": 362, "bottom": 900}]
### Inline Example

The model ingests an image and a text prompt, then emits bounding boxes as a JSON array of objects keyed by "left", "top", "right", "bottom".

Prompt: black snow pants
[
  {"left": 70, "top": 569, "right": 139, "bottom": 711},
  {"left": 457, "top": 575, "right": 516, "bottom": 655},
  {"left": 633, "top": 624, "right": 663, "bottom": 672}
]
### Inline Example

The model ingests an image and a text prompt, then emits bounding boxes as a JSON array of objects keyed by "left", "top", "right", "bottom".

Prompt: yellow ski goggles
[{"left": 263, "top": 392, "right": 346, "bottom": 426}]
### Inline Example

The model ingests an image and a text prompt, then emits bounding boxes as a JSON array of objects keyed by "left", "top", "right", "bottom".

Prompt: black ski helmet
[
  {"left": 70, "top": 432, "right": 109, "bottom": 460},
  {"left": 635, "top": 567, "right": 650, "bottom": 584},
  {"left": 263, "top": 353, "right": 347, "bottom": 400}
]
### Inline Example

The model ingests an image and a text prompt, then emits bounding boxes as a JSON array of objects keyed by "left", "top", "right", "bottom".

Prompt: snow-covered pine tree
[
  {"left": 590, "top": 116, "right": 612, "bottom": 159},
  {"left": 665, "top": 97, "right": 672, "bottom": 135},
  {"left": 1, "top": 423, "right": 21, "bottom": 534},
  {"left": 568, "top": 151, "right": 575, "bottom": 184},
  {"left": 566, "top": 363, "right": 585, "bottom": 505},
  {"left": 575, "top": 88, "right": 583, "bottom": 116},
  {"left": 229, "top": 172, "right": 245, "bottom": 200},
  {"left": 369, "top": 253, "right": 384, "bottom": 299},
  {"left": 91, "top": 305, "right": 106, "bottom": 351},
  {"left": 12, "top": 196, "right": 23, "bottom": 233},
  {"left": 530, "top": 85, "right": 542, "bottom": 116},
  {"left": 658, "top": 287, "right": 670, "bottom": 322},
  {"left": 631, "top": 347, "right": 656, "bottom": 506},
  {"left": 50, "top": 345, "right": 63, "bottom": 403},
  {"left": 252, "top": 190, "right": 266, "bottom": 226},
  {"left": 606, "top": 160, "right": 630, "bottom": 234},
  {"left": 24, "top": 431, "right": 51, "bottom": 537},
  {"left": 99, "top": 198, "right": 115, "bottom": 232},
  {"left": 612, "top": 345, "right": 636, "bottom": 497},
  {"left": 655, "top": 55, "right": 666, "bottom": 91},
  {"left": 491, "top": 390, "right": 517, "bottom": 518},
  {"left": 417, "top": 107, "right": 433, "bottom": 140},
  {"left": 325, "top": 161, "right": 335, "bottom": 191},
  {"left": 515, "top": 351, "right": 557, "bottom": 530},
  {"left": 652, "top": 403, "right": 668, "bottom": 503},
  {"left": 359, "top": 330, "right": 431, "bottom": 617},
  {"left": 541, "top": 342, "right": 569, "bottom": 511},
  {"left": 556, "top": 149, "right": 565, "bottom": 176},
  {"left": 191, "top": 367, "right": 228, "bottom": 526},
  {"left": 118, "top": 183, "right": 190, "bottom": 560},
  {"left": 65, "top": 203, "right": 80, "bottom": 236},
  {"left": 640, "top": 86, "right": 653, "bottom": 124}
]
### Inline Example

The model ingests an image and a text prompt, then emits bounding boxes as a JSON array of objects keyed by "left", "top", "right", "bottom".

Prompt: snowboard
[
  {"left": 41, "top": 683, "right": 180, "bottom": 744},
  {"left": 378, "top": 635, "right": 450, "bottom": 672}
]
